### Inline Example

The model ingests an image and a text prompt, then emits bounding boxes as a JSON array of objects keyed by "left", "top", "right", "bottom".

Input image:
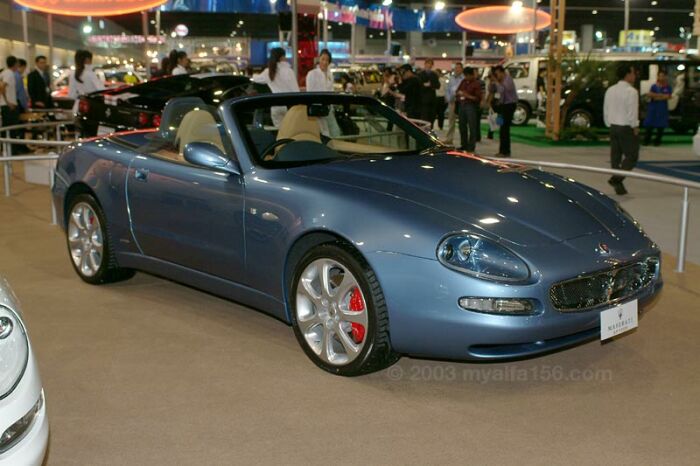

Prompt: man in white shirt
[
  {"left": 603, "top": 63, "right": 640, "bottom": 195},
  {"left": 0, "top": 56, "right": 26, "bottom": 153}
]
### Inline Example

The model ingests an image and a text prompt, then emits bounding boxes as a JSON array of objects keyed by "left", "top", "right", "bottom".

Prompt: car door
[{"left": 126, "top": 146, "right": 245, "bottom": 283}]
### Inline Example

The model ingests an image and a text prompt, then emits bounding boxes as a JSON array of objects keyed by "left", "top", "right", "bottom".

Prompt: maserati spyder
[{"left": 52, "top": 93, "right": 662, "bottom": 376}]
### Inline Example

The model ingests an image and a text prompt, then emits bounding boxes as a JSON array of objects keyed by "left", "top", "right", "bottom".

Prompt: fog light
[
  {"left": 0, "top": 393, "right": 42, "bottom": 453},
  {"left": 459, "top": 297, "right": 535, "bottom": 315}
]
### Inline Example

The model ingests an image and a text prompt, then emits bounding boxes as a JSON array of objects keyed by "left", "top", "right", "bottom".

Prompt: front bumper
[
  {"left": 366, "top": 240, "right": 662, "bottom": 362},
  {"left": 0, "top": 351, "right": 49, "bottom": 466},
  {"left": 0, "top": 392, "right": 48, "bottom": 466}
]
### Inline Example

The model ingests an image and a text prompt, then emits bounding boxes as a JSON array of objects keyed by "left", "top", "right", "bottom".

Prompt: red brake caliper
[{"left": 349, "top": 287, "right": 366, "bottom": 344}]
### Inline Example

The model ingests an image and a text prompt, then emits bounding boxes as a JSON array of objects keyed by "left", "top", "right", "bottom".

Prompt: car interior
[{"left": 137, "top": 97, "right": 433, "bottom": 168}]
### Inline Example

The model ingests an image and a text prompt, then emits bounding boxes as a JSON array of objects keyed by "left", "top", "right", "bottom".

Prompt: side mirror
[{"left": 183, "top": 142, "right": 240, "bottom": 175}]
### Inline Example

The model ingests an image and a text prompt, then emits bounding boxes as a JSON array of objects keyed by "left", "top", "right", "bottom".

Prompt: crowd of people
[
  {"left": 0, "top": 45, "right": 677, "bottom": 172},
  {"left": 250, "top": 48, "right": 521, "bottom": 157}
]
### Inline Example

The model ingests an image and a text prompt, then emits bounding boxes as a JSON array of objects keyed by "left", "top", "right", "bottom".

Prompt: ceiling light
[
  {"left": 592, "top": 10, "right": 598, "bottom": 15},
  {"left": 511, "top": 1, "right": 523, "bottom": 10},
  {"left": 647, "top": 16, "right": 653, "bottom": 22},
  {"left": 382, "top": 0, "right": 392, "bottom": 6},
  {"left": 435, "top": 1, "right": 446, "bottom": 11}
]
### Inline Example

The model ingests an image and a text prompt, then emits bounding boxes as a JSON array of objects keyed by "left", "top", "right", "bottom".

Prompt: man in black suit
[
  {"left": 27, "top": 55, "right": 52, "bottom": 109},
  {"left": 398, "top": 64, "right": 422, "bottom": 120}
]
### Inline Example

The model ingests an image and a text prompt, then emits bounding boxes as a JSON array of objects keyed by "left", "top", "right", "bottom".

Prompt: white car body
[{"left": 0, "top": 278, "right": 48, "bottom": 466}]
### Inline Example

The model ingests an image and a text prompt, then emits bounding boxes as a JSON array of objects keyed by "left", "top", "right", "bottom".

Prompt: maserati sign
[{"left": 14, "top": 0, "right": 168, "bottom": 17}]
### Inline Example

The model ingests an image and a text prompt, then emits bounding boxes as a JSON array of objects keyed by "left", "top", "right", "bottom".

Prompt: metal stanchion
[
  {"left": 49, "top": 163, "right": 57, "bottom": 225},
  {"left": 3, "top": 137, "right": 10, "bottom": 197},
  {"left": 3, "top": 146, "right": 9, "bottom": 197},
  {"left": 676, "top": 187, "right": 690, "bottom": 273}
]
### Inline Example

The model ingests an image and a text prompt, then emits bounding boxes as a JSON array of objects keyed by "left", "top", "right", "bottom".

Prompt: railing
[
  {"left": 1, "top": 120, "right": 75, "bottom": 225},
  {"left": 491, "top": 157, "right": 700, "bottom": 273}
]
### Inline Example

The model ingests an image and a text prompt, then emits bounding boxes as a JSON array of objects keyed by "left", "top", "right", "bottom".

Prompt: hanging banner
[
  {"left": 159, "top": 0, "right": 468, "bottom": 33},
  {"left": 14, "top": 0, "right": 168, "bottom": 16}
]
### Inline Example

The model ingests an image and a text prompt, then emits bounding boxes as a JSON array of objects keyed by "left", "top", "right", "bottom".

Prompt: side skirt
[{"left": 117, "top": 252, "right": 289, "bottom": 323}]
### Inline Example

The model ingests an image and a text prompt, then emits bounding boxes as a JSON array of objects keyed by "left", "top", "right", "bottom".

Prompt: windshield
[{"left": 233, "top": 94, "right": 440, "bottom": 168}]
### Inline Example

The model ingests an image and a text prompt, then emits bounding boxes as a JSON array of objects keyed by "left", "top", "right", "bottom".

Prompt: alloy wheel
[
  {"left": 295, "top": 258, "right": 369, "bottom": 366},
  {"left": 68, "top": 202, "right": 104, "bottom": 278}
]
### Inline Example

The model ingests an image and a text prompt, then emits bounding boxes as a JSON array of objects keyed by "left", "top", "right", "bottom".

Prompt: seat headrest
[
  {"left": 276, "top": 105, "right": 321, "bottom": 143},
  {"left": 176, "top": 110, "right": 225, "bottom": 155}
]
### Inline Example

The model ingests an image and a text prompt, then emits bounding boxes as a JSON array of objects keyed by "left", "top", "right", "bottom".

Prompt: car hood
[{"left": 288, "top": 150, "right": 626, "bottom": 246}]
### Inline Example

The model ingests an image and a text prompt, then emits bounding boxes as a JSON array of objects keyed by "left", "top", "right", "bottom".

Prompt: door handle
[{"left": 134, "top": 168, "right": 149, "bottom": 182}]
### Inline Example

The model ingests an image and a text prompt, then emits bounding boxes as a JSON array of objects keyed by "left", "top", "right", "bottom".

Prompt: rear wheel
[
  {"left": 512, "top": 102, "right": 531, "bottom": 126},
  {"left": 66, "top": 194, "right": 134, "bottom": 284},
  {"left": 290, "top": 243, "right": 398, "bottom": 376}
]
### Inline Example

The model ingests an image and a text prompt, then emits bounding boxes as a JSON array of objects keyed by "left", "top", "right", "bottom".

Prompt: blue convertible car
[{"left": 52, "top": 93, "right": 662, "bottom": 376}]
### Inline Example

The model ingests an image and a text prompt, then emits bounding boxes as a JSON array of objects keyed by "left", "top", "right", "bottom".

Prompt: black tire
[
  {"left": 512, "top": 102, "right": 531, "bottom": 126},
  {"left": 290, "top": 243, "right": 399, "bottom": 376},
  {"left": 65, "top": 193, "right": 134, "bottom": 285},
  {"left": 567, "top": 109, "right": 593, "bottom": 129}
]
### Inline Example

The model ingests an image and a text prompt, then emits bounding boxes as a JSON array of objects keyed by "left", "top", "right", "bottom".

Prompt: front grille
[{"left": 550, "top": 257, "right": 659, "bottom": 312}]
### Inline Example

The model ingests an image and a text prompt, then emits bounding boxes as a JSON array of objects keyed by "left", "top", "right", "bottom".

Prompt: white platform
[{"left": 23, "top": 160, "right": 55, "bottom": 186}]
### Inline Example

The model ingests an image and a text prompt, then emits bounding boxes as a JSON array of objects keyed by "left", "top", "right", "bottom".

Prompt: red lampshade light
[
  {"left": 13, "top": 0, "right": 167, "bottom": 17},
  {"left": 455, "top": 6, "right": 551, "bottom": 35}
]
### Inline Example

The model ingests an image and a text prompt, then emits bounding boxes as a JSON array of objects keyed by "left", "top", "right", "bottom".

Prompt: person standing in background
[
  {"left": 305, "top": 49, "right": 333, "bottom": 92},
  {"left": 305, "top": 49, "right": 340, "bottom": 136},
  {"left": 435, "top": 69, "right": 447, "bottom": 131},
  {"left": 378, "top": 68, "right": 399, "bottom": 109},
  {"left": 340, "top": 74, "right": 354, "bottom": 93},
  {"left": 484, "top": 71, "right": 499, "bottom": 140},
  {"left": 419, "top": 58, "right": 440, "bottom": 128},
  {"left": 444, "top": 62, "right": 464, "bottom": 145},
  {"left": 27, "top": 55, "right": 53, "bottom": 109},
  {"left": 474, "top": 69, "right": 484, "bottom": 143},
  {"left": 1, "top": 56, "right": 27, "bottom": 153},
  {"left": 397, "top": 64, "right": 422, "bottom": 120},
  {"left": 493, "top": 65, "right": 517, "bottom": 157},
  {"left": 168, "top": 50, "right": 189, "bottom": 75},
  {"left": 253, "top": 47, "right": 299, "bottom": 93},
  {"left": 604, "top": 63, "right": 640, "bottom": 195},
  {"left": 15, "top": 59, "right": 29, "bottom": 113},
  {"left": 252, "top": 47, "right": 300, "bottom": 126},
  {"left": 456, "top": 67, "right": 482, "bottom": 152},
  {"left": 642, "top": 69, "right": 671, "bottom": 146},
  {"left": 152, "top": 56, "right": 170, "bottom": 78},
  {"left": 536, "top": 68, "right": 546, "bottom": 113},
  {"left": 68, "top": 50, "right": 104, "bottom": 138}
]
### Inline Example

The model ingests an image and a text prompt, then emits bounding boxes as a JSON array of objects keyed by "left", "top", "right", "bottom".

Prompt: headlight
[
  {"left": 0, "top": 305, "right": 29, "bottom": 399},
  {"left": 437, "top": 234, "right": 530, "bottom": 282}
]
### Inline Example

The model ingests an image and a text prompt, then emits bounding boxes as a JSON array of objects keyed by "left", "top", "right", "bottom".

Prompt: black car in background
[
  {"left": 76, "top": 74, "right": 255, "bottom": 137},
  {"left": 540, "top": 59, "right": 700, "bottom": 134}
]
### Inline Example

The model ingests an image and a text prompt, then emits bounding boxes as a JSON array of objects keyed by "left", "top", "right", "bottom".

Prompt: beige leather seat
[
  {"left": 176, "top": 109, "right": 226, "bottom": 159},
  {"left": 276, "top": 105, "right": 321, "bottom": 143}
]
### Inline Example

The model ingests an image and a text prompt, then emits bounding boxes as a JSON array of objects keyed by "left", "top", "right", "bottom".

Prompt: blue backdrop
[{"left": 162, "top": 0, "right": 464, "bottom": 32}]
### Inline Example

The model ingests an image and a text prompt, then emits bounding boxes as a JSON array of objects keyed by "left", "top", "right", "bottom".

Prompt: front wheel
[
  {"left": 290, "top": 243, "right": 398, "bottom": 376},
  {"left": 567, "top": 109, "right": 593, "bottom": 129},
  {"left": 66, "top": 194, "right": 134, "bottom": 284}
]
